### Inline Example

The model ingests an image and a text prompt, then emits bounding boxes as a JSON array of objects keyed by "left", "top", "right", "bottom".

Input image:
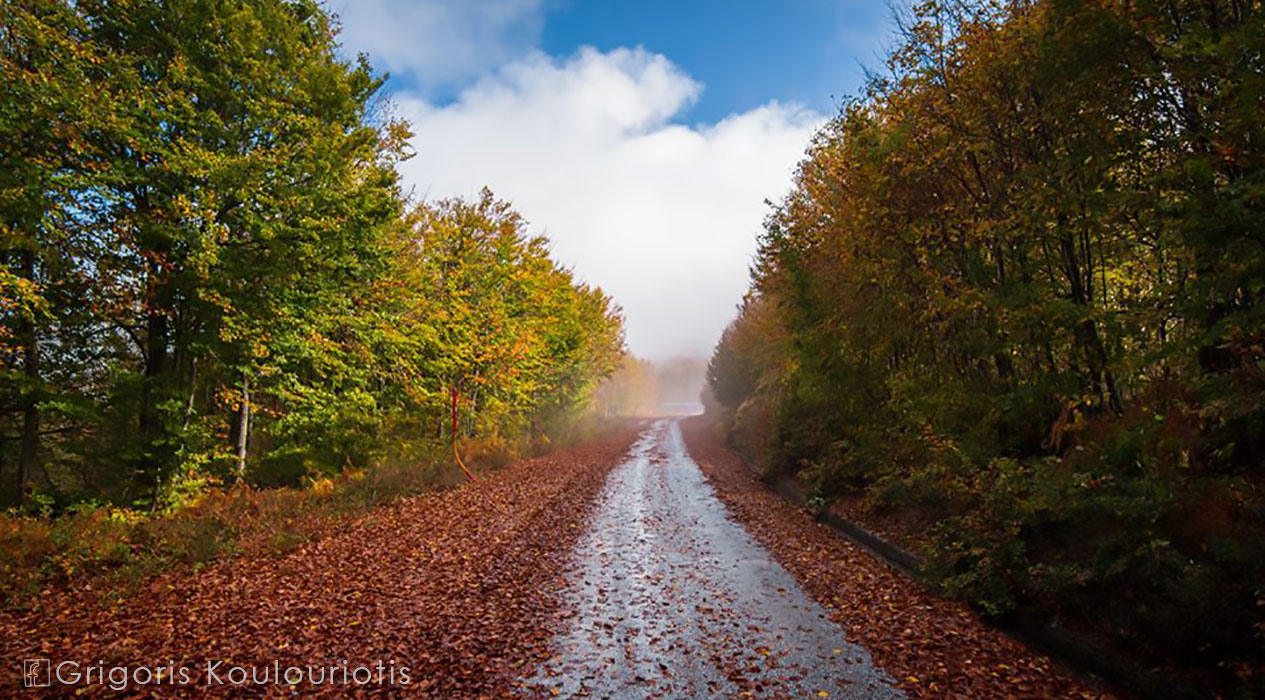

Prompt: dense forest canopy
[
  {"left": 708, "top": 0, "right": 1263, "bottom": 690},
  {"left": 0, "top": 0, "right": 625, "bottom": 511}
]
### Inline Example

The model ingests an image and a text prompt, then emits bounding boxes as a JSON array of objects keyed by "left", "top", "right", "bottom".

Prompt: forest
[
  {"left": 707, "top": 0, "right": 1264, "bottom": 692},
  {"left": 5, "top": 0, "right": 1264, "bottom": 696},
  {"left": 1, "top": 0, "right": 624, "bottom": 596}
]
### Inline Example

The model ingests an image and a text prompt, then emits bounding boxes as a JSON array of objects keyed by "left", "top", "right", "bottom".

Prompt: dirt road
[{"left": 525, "top": 419, "right": 902, "bottom": 698}]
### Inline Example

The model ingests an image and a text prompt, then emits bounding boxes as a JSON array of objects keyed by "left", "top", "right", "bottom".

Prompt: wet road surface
[{"left": 526, "top": 419, "right": 903, "bottom": 699}]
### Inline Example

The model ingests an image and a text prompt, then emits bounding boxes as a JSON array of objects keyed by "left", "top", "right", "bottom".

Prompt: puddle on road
[{"left": 523, "top": 419, "right": 904, "bottom": 699}]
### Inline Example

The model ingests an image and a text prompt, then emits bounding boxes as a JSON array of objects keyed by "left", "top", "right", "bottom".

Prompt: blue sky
[
  {"left": 539, "top": 0, "right": 893, "bottom": 123},
  {"left": 353, "top": 0, "right": 898, "bottom": 123},
  {"left": 328, "top": 0, "right": 901, "bottom": 360}
]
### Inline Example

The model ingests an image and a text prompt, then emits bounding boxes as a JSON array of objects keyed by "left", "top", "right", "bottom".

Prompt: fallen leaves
[
  {"left": 680, "top": 418, "right": 1111, "bottom": 700},
  {"left": 0, "top": 427, "right": 641, "bottom": 698}
]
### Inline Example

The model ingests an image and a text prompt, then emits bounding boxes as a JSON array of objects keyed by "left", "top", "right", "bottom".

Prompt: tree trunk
[
  {"left": 1060, "top": 229, "right": 1123, "bottom": 414},
  {"left": 235, "top": 377, "right": 251, "bottom": 479},
  {"left": 17, "top": 249, "right": 39, "bottom": 504},
  {"left": 139, "top": 286, "right": 169, "bottom": 491},
  {"left": 182, "top": 357, "right": 197, "bottom": 429},
  {"left": 137, "top": 186, "right": 173, "bottom": 501}
]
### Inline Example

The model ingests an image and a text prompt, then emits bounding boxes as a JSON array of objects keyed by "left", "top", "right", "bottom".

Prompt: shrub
[{"left": 0, "top": 457, "right": 454, "bottom": 605}]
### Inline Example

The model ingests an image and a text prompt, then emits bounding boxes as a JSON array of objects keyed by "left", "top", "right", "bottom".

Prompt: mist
[
  {"left": 653, "top": 357, "right": 708, "bottom": 414},
  {"left": 591, "top": 356, "right": 710, "bottom": 417}
]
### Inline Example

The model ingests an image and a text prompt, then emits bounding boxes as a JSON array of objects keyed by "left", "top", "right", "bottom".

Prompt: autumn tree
[
  {"left": 0, "top": 1, "right": 625, "bottom": 507},
  {"left": 392, "top": 191, "right": 624, "bottom": 442},
  {"left": 708, "top": 0, "right": 1264, "bottom": 690}
]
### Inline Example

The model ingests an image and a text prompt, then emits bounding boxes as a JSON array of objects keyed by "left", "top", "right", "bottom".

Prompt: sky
[{"left": 327, "top": 0, "right": 899, "bottom": 361}]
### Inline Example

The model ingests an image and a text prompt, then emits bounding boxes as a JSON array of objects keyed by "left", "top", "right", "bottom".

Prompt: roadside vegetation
[
  {"left": 707, "top": 0, "right": 1264, "bottom": 693},
  {"left": 0, "top": 1, "right": 625, "bottom": 602}
]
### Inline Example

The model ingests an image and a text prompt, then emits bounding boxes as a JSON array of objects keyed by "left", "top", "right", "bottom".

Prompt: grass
[{"left": 0, "top": 456, "right": 457, "bottom": 608}]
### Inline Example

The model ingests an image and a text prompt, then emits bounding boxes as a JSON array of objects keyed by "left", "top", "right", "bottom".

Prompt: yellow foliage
[{"left": 309, "top": 477, "right": 335, "bottom": 496}]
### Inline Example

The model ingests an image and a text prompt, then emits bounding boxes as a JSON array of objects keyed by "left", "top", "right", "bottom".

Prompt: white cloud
[
  {"left": 394, "top": 47, "right": 824, "bottom": 360},
  {"left": 326, "top": 0, "right": 543, "bottom": 91}
]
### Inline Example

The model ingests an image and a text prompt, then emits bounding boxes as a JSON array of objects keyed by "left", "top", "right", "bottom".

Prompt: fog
[
  {"left": 591, "top": 356, "right": 710, "bottom": 417},
  {"left": 653, "top": 357, "right": 709, "bottom": 415}
]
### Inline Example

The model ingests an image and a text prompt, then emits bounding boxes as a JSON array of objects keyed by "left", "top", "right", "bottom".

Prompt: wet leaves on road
[
  {"left": 681, "top": 418, "right": 1111, "bottom": 700},
  {"left": 526, "top": 420, "right": 902, "bottom": 699}
]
